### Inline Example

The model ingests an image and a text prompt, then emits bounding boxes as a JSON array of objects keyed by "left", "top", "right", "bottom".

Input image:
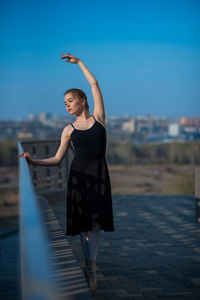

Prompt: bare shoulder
[
  {"left": 93, "top": 111, "right": 106, "bottom": 129},
  {"left": 62, "top": 124, "right": 74, "bottom": 140}
]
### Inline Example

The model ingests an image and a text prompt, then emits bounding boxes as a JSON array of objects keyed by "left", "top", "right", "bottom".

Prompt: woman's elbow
[
  {"left": 54, "top": 156, "right": 61, "bottom": 166},
  {"left": 56, "top": 161, "right": 61, "bottom": 166}
]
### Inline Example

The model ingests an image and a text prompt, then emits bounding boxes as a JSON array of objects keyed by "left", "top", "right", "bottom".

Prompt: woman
[{"left": 19, "top": 52, "right": 115, "bottom": 291}]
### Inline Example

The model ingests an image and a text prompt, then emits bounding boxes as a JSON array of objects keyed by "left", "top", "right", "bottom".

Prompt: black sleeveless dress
[{"left": 66, "top": 115, "right": 115, "bottom": 236}]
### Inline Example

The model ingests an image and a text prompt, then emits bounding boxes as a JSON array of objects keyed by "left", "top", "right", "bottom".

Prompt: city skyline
[
  {"left": 1, "top": 111, "right": 199, "bottom": 144},
  {"left": 1, "top": 0, "right": 200, "bottom": 120},
  {"left": 1, "top": 111, "right": 200, "bottom": 122},
  {"left": 1, "top": 102, "right": 200, "bottom": 121}
]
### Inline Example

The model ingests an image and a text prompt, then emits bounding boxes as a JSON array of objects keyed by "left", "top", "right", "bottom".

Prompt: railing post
[{"left": 195, "top": 167, "right": 200, "bottom": 223}]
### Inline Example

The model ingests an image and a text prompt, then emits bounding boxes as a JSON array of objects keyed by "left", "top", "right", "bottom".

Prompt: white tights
[{"left": 80, "top": 222, "right": 101, "bottom": 262}]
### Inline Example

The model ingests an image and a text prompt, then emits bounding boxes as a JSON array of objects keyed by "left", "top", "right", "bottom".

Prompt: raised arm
[
  {"left": 20, "top": 125, "right": 72, "bottom": 166},
  {"left": 60, "top": 52, "right": 106, "bottom": 124},
  {"left": 78, "top": 60, "right": 106, "bottom": 123}
]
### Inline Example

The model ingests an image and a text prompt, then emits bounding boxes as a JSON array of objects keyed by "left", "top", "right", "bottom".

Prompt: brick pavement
[{"left": 50, "top": 194, "right": 200, "bottom": 300}]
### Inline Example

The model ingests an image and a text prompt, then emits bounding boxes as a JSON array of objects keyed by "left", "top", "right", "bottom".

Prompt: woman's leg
[
  {"left": 80, "top": 231, "right": 89, "bottom": 261},
  {"left": 80, "top": 222, "right": 101, "bottom": 262},
  {"left": 81, "top": 222, "right": 101, "bottom": 290},
  {"left": 87, "top": 222, "right": 101, "bottom": 261}
]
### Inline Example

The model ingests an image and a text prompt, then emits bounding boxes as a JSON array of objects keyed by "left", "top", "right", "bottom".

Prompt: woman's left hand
[{"left": 60, "top": 52, "right": 80, "bottom": 63}]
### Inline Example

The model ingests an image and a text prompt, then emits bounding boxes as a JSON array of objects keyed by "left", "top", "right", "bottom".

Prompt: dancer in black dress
[{"left": 20, "top": 51, "right": 115, "bottom": 291}]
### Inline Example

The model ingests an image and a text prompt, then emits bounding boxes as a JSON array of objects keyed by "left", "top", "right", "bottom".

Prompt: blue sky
[{"left": 0, "top": 0, "right": 199, "bottom": 120}]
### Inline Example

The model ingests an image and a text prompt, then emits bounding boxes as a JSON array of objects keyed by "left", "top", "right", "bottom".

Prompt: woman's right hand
[{"left": 18, "top": 152, "right": 34, "bottom": 164}]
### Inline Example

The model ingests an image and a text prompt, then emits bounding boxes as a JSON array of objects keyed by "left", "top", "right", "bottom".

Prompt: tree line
[
  {"left": 106, "top": 141, "right": 200, "bottom": 165},
  {"left": 0, "top": 139, "right": 199, "bottom": 166}
]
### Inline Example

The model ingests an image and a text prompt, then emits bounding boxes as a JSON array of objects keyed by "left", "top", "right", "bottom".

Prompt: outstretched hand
[
  {"left": 18, "top": 152, "right": 34, "bottom": 164},
  {"left": 60, "top": 52, "right": 80, "bottom": 63}
]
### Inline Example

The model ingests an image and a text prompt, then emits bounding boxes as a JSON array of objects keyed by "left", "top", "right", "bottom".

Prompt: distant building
[
  {"left": 135, "top": 116, "right": 153, "bottom": 133},
  {"left": 17, "top": 132, "right": 33, "bottom": 139},
  {"left": 179, "top": 117, "right": 200, "bottom": 127},
  {"left": 121, "top": 118, "right": 135, "bottom": 133},
  {"left": 179, "top": 117, "right": 200, "bottom": 134},
  {"left": 39, "top": 112, "right": 52, "bottom": 123},
  {"left": 168, "top": 123, "right": 180, "bottom": 136},
  {"left": 28, "top": 114, "right": 38, "bottom": 121}
]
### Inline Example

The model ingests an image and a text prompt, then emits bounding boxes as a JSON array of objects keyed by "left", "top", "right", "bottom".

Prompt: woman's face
[{"left": 64, "top": 92, "right": 84, "bottom": 115}]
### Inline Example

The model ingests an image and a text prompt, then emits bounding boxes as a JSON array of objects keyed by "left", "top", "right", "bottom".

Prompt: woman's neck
[{"left": 76, "top": 111, "right": 91, "bottom": 122}]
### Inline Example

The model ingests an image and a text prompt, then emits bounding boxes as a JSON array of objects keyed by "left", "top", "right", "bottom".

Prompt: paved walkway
[
  {"left": 50, "top": 194, "right": 200, "bottom": 299},
  {"left": 1, "top": 195, "right": 200, "bottom": 299},
  {"left": 0, "top": 217, "right": 21, "bottom": 300}
]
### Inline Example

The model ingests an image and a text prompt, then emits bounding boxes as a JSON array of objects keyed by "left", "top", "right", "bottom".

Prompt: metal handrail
[
  {"left": 18, "top": 141, "right": 63, "bottom": 300},
  {"left": 20, "top": 139, "right": 75, "bottom": 193},
  {"left": 195, "top": 167, "right": 200, "bottom": 223}
]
